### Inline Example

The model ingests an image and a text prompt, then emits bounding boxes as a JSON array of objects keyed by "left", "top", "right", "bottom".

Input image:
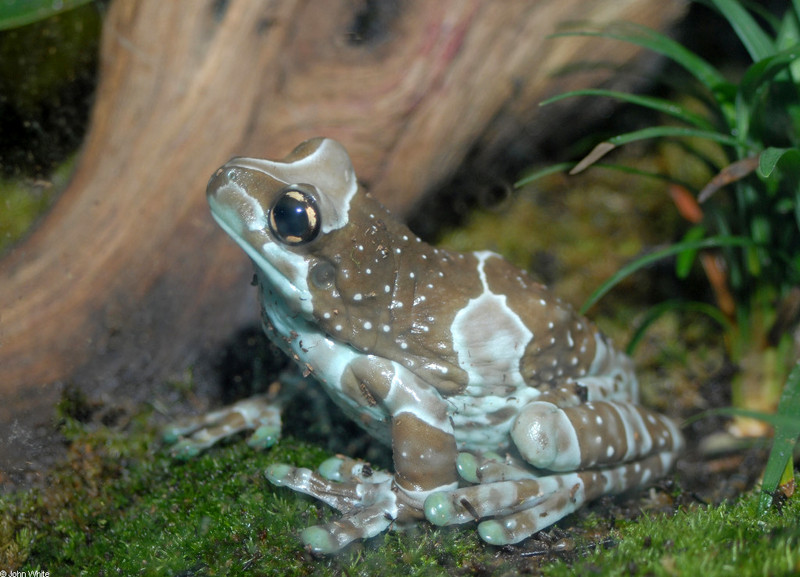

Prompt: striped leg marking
[
  {"left": 511, "top": 400, "right": 684, "bottom": 471},
  {"left": 265, "top": 456, "right": 400, "bottom": 554},
  {"left": 164, "top": 394, "right": 281, "bottom": 459},
  {"left": 425, "top": 449, "right": 681, "bottom": 546}
]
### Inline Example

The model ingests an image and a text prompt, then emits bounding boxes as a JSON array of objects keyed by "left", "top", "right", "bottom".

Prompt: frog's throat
[{"left": 209, "top": 207, "right": 314, "bottom": 317}]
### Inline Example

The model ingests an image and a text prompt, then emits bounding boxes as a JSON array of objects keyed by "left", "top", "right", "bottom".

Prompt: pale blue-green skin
[{"left": 179, "top": 137, "right": 685, "bottom": 553}]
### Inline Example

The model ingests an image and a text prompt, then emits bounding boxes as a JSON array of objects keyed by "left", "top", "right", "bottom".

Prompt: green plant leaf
[
  {"left": 711, "top": 0, "right": 776, "bottom": 61},
  {"left": 691, "top": 406, "right": 800, "bottom": 430},
  {"left": 759, "top": 147, "right": 800, "bottom": 177},
  {"left": 735, "top": 48, "right": 800, "bottom": 140},
  {"left": 758, "top": 361, "right": 800, "bottom": 515},
  {"left": 675, "top": 225, "right": 707, "bottom": 278},
  {"left": 580, "top": 236, "right": 755, "bottom": 313},
  {"left": 551, "top": 23, "right": 729, "bottom": 94},
  {"left": 608, "top": 126, "right": 745, "bottom": 150},
  {"left": 740, "top": 48, "right": 800, "bottom": 101},
  {"left": 514, "top": 162, "right": 575, "bottom": 188},
  {"left": 571, "top": 126, "right": 747, "bottom": 173},
  {"left": 0, "top": 0, "right": 93, "bottom": 30},
  {"left": 626, "top": 299, "right": 733, "bottom": 355},
  {"left": 516, "top": 161, "right": 696, "bottom": 191},
  {"left": 541, "top": 89, "right": 716, "bottom": 130}
]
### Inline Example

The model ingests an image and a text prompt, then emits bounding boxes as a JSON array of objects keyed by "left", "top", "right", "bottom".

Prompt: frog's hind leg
[
  {"left": 265, "top": 456, "right": 398, "bottom": 554},
  {"left": 425, "top": 449, "right": 680, "bottom": 546},
  {"left": 164, "top": 394, "right": 281, "bottom": 459},
  {"left": 510, "top": 400, "right": 684, "bottom": 472}
]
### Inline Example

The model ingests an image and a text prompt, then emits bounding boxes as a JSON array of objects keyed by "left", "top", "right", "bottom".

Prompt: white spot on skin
[
  {"left": 384, "top": 285, "right": 391, "bottom": 293},
  {"left": 335, "top": 325, "right": 343, "bottom": 331},
  {"left": 354, "top": 293, "right": 362, "bottom": 301},
  {"left": 364, "top": 321, "right": 372, "bottom": 330},
  {"left": 382, "top": 325, "right": 391, "bottom": 332}
]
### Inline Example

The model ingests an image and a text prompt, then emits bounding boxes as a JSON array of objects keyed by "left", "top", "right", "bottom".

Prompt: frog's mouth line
[{"left": 208, "top": 203, "right": 314, "bottom": 317}]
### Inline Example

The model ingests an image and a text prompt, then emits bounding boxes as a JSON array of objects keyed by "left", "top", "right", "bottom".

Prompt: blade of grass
[
  {"left": 551, "top": 23, "right": 729, "bottom": 94},
  {"left": 688, "top": 406, "right": 800, "bottom": 430},
  {"left": 580, "top": 236, "right": 755, "bottom": 313},
  {"left": 711, "top": 0, "right": 776, "bottom": 61},
  {"left": 626, "top": 299, "right": 733, "bottom": 355},
  {"left": 736, "top": 48, "right": 800, "bottom": 140},
  {"left": 516, "top": 161, "right": 698, "bottom": 191},
  {"left": 514, "top": 162, "right": 575, "bottom": 188},
  {"left": 571, "top": 126, "right": 748, "bottom": 173},
  {"left": 740, "top": 47, "right": 800, "bottom": 102},
  {"left": 0, "top": 0, "right": 92, "bottom": 30},
  {"left": 607, "top": 126, "right": 746, "bottom": 149},
  {"left": 541, "top": 89, "right": 716, "bottom": 130},
  {"left": 758, "top": 361, "right": 800, "bottom": 514},
  {"left": 675, "top": 225, "right": 707, "bottom": 278}
]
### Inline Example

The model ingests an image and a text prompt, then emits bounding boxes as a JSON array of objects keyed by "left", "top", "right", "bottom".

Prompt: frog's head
[{"left": 207, "top": 138, "right": 358, "bottom": 315}]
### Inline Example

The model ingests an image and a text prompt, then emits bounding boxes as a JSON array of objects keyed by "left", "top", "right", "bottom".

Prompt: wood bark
[{"left": 0, "top": 0, "right": 684, "bottom": 482}]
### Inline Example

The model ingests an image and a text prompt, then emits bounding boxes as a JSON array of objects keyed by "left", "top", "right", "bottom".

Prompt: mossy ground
[{"left": 1, "top": 398, "right": 798, "bottom": 576}]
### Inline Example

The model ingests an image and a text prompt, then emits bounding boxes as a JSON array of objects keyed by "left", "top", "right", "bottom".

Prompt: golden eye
[{"left": 268, "top": 185, "right": 321, "bottom": 245}]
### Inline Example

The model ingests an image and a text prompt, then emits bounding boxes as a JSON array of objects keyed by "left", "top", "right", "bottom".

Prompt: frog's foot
[
  {"left": 163, "top": 394, "right": 281, "bottom": 459},
  {"left": 425, "top": 449, "right": 680, "bottom": 546},
  {"left": 265, "top": 456, "right": 405, "bottom": 554}
]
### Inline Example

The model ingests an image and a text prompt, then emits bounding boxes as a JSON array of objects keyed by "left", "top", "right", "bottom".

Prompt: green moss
[
  {"left": 2, "top": 408, "right": 798, "bottom": 575},
  {"left": 0, "top": 156, "right": 76, "bottom": 254},
  {"left": 544, "top": 494, "right": 800, "bottom": 577}
]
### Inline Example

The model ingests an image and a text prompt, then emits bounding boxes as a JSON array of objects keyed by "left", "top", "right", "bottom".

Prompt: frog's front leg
[
  {"left": 163, "top": 394, "right": 282, "bottom": 459},
  {"left": 425, "top": 401, "right": 684, "bottom": 545},
  {"left": 264, "top": 357, "right": 460, "bottom": 554}
]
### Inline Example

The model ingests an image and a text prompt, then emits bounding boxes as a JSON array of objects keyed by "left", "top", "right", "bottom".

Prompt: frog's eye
[{"left": 268, "top": 185, "right": 321, "bottom": 246}]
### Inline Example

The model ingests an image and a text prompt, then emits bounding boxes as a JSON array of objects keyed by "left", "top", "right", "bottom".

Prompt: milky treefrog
[{"left": 165, "top": 138, "right": 684, "bottom": 554}]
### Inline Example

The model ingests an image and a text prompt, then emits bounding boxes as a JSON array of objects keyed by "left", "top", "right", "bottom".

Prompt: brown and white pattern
[{"left": 166, "top": 138, "right": 684, "bottom": 553}]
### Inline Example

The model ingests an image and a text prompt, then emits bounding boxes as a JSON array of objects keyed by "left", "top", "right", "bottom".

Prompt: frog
[{"left": 165, "top": 137, "right": 684, "bottom": 554}]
